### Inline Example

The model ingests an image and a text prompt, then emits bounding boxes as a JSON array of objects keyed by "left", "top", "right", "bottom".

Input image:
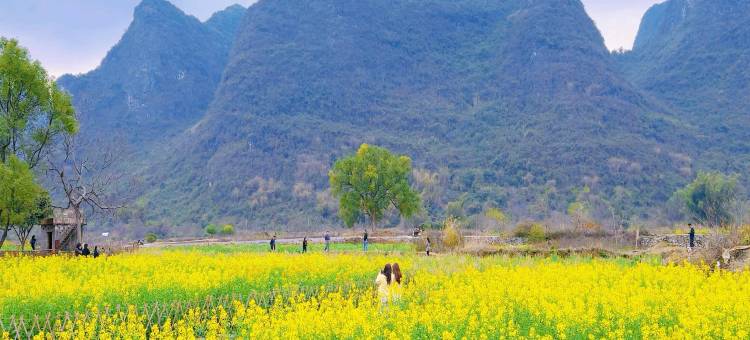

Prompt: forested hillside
[
  {"left": 119, "top": 0, "right": 689, "bottom": 230},
  {"left": 57, "top": 0, "right": 750, "bottom": 234},
  {"left": 617, "top": 0, "right": 750, "bottom": 173}
]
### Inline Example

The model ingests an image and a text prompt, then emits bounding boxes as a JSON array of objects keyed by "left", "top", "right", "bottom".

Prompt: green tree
[
  {"left": 329, "top": 144, "right": 421, "bottom": 228},
  {"left": 0, "top": 38, "right": 78, "bottom": 167},
  {"left": 676, "top": 171, "right": 739, "bottom": 227},
  {"left": 145, "top": 233, "right": 158, "bottom": 243},
  {"left": 12, "top": 194, "right": 51, "bottom": 250},
  {"left": 205, "top": 224, "right": 217, "bottom": 235},
  {"left": 221, "top": 224, "right": 235, "bottom": 235},
  {"left": 0, "top": 156, "right": 45, "bottom": 249}
]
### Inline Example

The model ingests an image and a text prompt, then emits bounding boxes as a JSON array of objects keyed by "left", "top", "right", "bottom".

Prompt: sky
[{"left": 0, "top": 0, "right": 663, "bottom": 77}]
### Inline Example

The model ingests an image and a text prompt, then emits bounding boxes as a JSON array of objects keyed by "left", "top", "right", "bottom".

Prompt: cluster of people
[
  {"left": 375, "top": 263, "right": 403, "bottom": 304},
  {"left": 75, "top": 243, "right": 101, "bottom": 258}
]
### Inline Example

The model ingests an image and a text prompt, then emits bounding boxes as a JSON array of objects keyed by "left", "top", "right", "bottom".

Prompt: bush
[
  {"left": 442, "top": 216, "right": 463, "bottom": 250},
  {"left": 205, "top": 224, "right": 217, "bottom": 235},
  {"left": 514, "top": 221, "right": 546, "bottom": 242},
  {"left": 145, "top": 233, "right": 158, "bottom": 243},
  {"left": 739, "top": 225, "right": 750, "bottom": 245},
  {"left": 221, "top": 224, "right": 235, "bottom": 235}
]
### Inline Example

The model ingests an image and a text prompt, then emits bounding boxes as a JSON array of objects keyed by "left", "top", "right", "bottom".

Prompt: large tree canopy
[
  {"left": 0, "top": 37, "right": 78, "bottom": 168},
  {"left": 329, "top": 144, "right": 421, "bottom": 228},
  {"left": 676, "top": 171, "right": 739, "bottom": 227}
]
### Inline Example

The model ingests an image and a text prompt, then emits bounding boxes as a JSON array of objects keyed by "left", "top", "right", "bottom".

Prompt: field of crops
[{"left": 2, "top": 246, "right": 750, "bottom": 339}]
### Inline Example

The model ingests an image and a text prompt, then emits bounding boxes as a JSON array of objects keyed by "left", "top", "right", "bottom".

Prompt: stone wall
[
  {"left": 637, "top": 234, "right": 708, "bottom": 249},
  {"left": 464, "top": 236, "right": 526, "bottom": 245}
]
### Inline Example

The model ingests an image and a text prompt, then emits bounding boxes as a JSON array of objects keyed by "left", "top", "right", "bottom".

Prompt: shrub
[
  {"left": 514, "top": 221, "right": 546, "bottom": 242},
  {"left": 221, "top": 224, "right": 235, "bottom": 235},
  {"left": 442, "top": 216, "right": 463, "bottom": 250},
  {"left": 205, "top": 224, "right": 217, "bottom": 235},
  {"left": 739, "top": 225, "right": 750, "bottom": 245},
  {"left": 145, "top": 233, "right": 158, "bottom": 243}
]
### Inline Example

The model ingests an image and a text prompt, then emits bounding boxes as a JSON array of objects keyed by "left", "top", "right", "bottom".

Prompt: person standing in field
[
  {"left": 81, "top": 244, "right": 91, "bottom": 256},
  {"left": 425, "top": 237, "right": 431, "bottom": 256},
  {"left": 30, "top": 235, "right": 36, "bottom": 251},
  {"left": 93, "top": 246, "right": 100, "bottom": 258},
  {"left": 270, "top": 235, "right": 277, "bottom": 252},
  {"left": 302, "top": 236, "right": 308, "bottom": 253},
  {"left": 375, "top": 263, "right": 392, "bottom": 304},
  {"left": 391, "top": 263, "right": 403, "bottom": 301},
  {"left": 689, "top": 224, "right": 695, "bottom": 249},
  {"left": 324, "top": 231, "right": 331, "bottom": 252},
  {"left": 363, "top": 229, "right": 369, "bottom": 252}
]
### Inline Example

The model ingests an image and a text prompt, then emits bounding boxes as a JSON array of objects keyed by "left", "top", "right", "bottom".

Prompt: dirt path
[{"left": 142, "top": 235, "right": 419, "bottom": 248}]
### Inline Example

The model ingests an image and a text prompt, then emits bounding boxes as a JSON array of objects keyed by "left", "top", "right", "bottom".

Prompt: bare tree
[{"left": 47, "top": 136, "right": 126, "bottom": 245}]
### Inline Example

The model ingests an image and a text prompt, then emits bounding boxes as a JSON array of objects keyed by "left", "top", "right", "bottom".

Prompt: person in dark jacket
[
  {"left": 270, "top": 235, "right": 277, "bottom": 251},
  {"left": 30, "top": 235, "right": 36, "bottom": 251},
  {"left": 81, "top": 243, "right": 91, "bottom": 256},
  {"left": 93, "top": 246, "right": 100, "bottom": 258},
  {"left": 689, "top": 224, "right": 696, "bottom": 249},
  {"left": 75, "top": 243, "right": 83, "bottom": 256},
  {"left": 324, "top": 231, "right": 331, "bottom": 252},
  {"left": 302, "top": 236, "right": 308, "bottom": 253},
  {"left": 363, "top": 229, "right": 369, "bottom": 252}
]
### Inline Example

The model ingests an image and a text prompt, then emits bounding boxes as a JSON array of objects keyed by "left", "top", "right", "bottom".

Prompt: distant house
[{"left": 40, "top": 208, "right": 86, "bottom": 251}]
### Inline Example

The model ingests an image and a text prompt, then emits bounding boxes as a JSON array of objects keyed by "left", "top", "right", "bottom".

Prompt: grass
[{"left": 0, "top": 242, "right": 20, "bottom": 251}]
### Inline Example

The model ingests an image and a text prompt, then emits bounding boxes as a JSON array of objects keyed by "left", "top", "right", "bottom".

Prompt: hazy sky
[{"left": 0, "top": 0, "right": 663, "bottom": 77}]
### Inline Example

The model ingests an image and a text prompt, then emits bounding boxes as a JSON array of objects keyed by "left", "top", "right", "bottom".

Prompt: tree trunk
[
  {"left": 74, "top": 206, "right": 83, "bottom": 246},
  {"left": 0, "top": 225, "right": 8, "bottom": 250},
  {"left": 18, "top": 231, "right": 28, "bottom": 251},
  {"left": 0, "top": 212, "right": 10, "bottom": 249}
]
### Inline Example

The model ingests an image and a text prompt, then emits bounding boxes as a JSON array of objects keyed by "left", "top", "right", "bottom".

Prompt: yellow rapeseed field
[{"left": 2, "top": 250, "right": 749, "bottom": 339}]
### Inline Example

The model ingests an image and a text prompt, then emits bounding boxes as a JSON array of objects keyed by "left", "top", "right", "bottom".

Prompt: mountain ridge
[
  {"left": 55, "top": 0, "right": 750, "bottom": 234},
  {"left": 126, "top": 0, "right": 690, "bottom": 229},
  {"left": 57, "top": 0, "right": 245, "bottom": 157}
]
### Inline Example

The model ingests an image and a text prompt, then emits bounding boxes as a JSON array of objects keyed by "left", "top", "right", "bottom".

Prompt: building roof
[{"left": 41, "top": 208, "right": 86, "bottom": 226}]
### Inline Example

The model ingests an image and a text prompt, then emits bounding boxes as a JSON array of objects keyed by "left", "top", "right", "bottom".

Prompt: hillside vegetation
[{"left": 54, "top": 0, "right": 750, "bottom": 235}]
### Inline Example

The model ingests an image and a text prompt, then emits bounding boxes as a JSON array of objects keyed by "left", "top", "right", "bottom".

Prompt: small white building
[{"left": 40, "top": 208, "right": 85, "bottom": 251}]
